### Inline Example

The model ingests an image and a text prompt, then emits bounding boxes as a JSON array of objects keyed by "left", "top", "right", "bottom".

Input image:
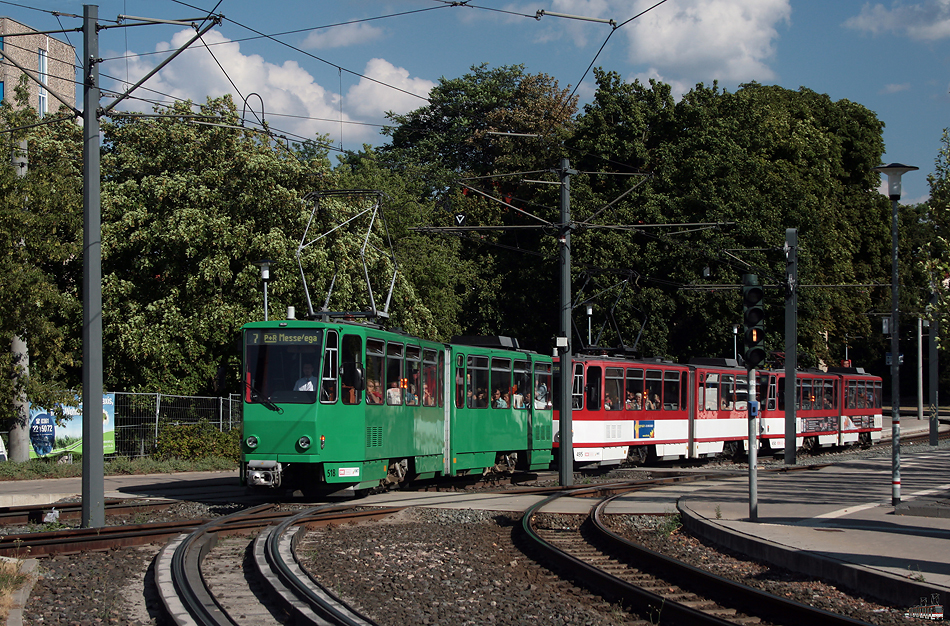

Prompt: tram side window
[
  {"left": 823, "top": 380, "right": 835, "bottom": 409},
  {"left": 386, "top": 342, "right": 404, "bottom": 405},
  {"left": 572, "top": 363, "right": 584, "bottom": 409},
  {"left": 801, "top": 379, "right": 814, "bottom": 410},
  {"left": 704, "top": 373, "right": 719, "bottom": 411},
  {"left": 422, "top": 349, "right": 438, "bottom": 407},
  {"left": 320, "top": 330, "right": 338, "bottom": 404},
  {"left": 644, "top": 370, "right": 662, "bottom": 410},
  {"left": 365, "top": 339, "right": 385, "bottom": 405},
  {"left": 605, "top": 367, "right": 624, "bottom": 411},
  {"left": 512, "top": 360, "right": 530, "bottom": 409},
  {"left": 492, "top": 358, "right": 513, "bottom": 408},
  {"left": 626, "top": 368, "right": 644, "bottom": 410},
  {"left": 719, "top": 374, "right": 734, "bottom": 410},
  {"left": 438, "top": 351, "right": 445, "bottom": 407},
  {"left": 761, "top": 374, "right": 776, "bottom": 410},
  {"left": 663, "top": 370, "right": 680, "bottom": 410},
  {"left": 468, "top": 355, "right": 489, "bottom": 408},
  {"left": 857, "top": 381, "right": 868, "bottom": 408},
  {"left": 405, "top": 345, "right": 421, "bottom": 406},
  {"left": 796, "top": 379, "right": 805, "bottom": 410},
  {"left": 735, "top": 377, "right": 748, "bottom": 411},
  {"left": 535, "top": 362, "right": 553, "bottom": 409},
  {"left": 681, "top": 372, "right": 688, "bottom": 411},
  {"left": 846, "top": 381, "right": 857, "bottom": 409},
  {"left": 586, "top": 366, "right": 603, "bottom": 411},
  {"left": 873, "top": 381, "right": 882, "bottom": 408},
  {"left": 778, "top": 377, "right": 785, "bottom": 411},
  {"left": 341, "top": 334, "right": 362, "bottom": 405},
  {"left": 455, "top": 354, "right": 465, "bottom": 409}
]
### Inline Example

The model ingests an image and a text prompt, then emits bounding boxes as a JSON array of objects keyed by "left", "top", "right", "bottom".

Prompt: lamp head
[
  {"left": 254, "top": 259, "right": 272, "bottom": 281},
  {"left": 872, "top": 163, "right": 918, "bottom": 201}
]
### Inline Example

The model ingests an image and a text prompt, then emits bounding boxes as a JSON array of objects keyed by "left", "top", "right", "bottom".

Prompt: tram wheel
[
  {"left": 801, "top": 436, "right": 818, "bottom": 454},
  {"left": 720, "top": 440, "right": 739, "bottom": 459},
  {"left": 626, "top": 445, "right": 649, "bottom": 465}
]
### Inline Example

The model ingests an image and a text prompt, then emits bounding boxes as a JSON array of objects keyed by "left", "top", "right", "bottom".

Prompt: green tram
[{"left": 241, "top": 319, "right": 554, "bottom": 494}]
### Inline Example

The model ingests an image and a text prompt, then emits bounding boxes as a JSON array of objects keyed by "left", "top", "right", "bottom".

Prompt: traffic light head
[{"left": 742, "top": 274, "right": 766, "bottom": 368}]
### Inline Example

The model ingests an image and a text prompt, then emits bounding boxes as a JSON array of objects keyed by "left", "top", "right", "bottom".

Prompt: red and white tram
[{"left": 553, "top": 355, "right": 882, "bottom": 466}]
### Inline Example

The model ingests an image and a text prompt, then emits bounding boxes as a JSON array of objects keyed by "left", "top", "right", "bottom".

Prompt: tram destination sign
[{"left": 247, "top": 329, "right": 321, "bottom": 346}]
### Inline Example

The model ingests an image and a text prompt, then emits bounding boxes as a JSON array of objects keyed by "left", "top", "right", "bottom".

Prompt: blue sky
[{"left": 4, "top": 0, "right": 949, "bottom": 203}]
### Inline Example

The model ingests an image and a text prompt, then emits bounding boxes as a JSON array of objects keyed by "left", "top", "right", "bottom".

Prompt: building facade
[{"left": 0, "top": 17, "right": 76, "bottom": 114}]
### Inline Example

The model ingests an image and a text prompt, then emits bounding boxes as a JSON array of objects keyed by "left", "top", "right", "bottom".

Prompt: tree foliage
[
  {"left": 924, "top": 129, "right": 950, "bottom": 347},
  {"left": 568, "top": 72, "right": 891, "bottom": 367},
  {"left": 100, "top": 96, "right": 330, "bottom": 395},
  {"left": 0, "top": 78, "right": 82, "bottom": 427},
  {"left": 0, "top": 60, "right": 925, "bottom": 417},
  {"left": 381, "top": 64, "right": 577, "bottom": 351}
]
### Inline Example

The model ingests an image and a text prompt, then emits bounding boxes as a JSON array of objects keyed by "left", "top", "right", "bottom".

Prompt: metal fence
[{"left": 113, "top": 392, "right": 242, "bottom": 458}]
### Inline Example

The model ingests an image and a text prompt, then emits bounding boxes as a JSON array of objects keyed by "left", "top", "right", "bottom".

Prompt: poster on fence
[{"left": 28, "top": 394, "right": 115, "bottom": 459}]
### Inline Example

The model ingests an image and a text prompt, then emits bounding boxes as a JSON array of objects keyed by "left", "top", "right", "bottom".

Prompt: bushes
[{"left": 156, "top": 421, "right": 241, "bottom": 462}]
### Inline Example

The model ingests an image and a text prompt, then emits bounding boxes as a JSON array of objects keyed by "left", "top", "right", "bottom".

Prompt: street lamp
[
  {"left": 871, "top": 162, "right": 917, "bottom": 506},
  {"left": 254, "top": 259, "right": 272, "bottom": 321},
  {"left": 732, "top": 324, "right": 739, "bottom": 361},
  {"left": 587, "top": 305, "right": 593, "bottom": 346}
]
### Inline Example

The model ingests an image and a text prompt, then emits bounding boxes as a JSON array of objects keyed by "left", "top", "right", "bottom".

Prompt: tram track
[
  {"left": 520, "top": 484, "right": 877, "bottom": 626},
  {"left": 158, "top": 502, "right": 402, "bottom": 626},
  {"left": 0, "top": 497, "right": 181, "bottom": 526},
  {"left": 4, "top": 467, "right": 928, "bottom": 625}
]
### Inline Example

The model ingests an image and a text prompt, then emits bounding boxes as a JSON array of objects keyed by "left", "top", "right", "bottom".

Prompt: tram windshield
[{"left": 244, "top": 328, "right": 324, "bottom": 404}]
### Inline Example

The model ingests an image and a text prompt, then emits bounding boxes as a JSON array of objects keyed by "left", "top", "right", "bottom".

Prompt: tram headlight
[
  {"left": 245, "top": 435, "right": 259, "bottom": 449},
  {"left": 298, "top": 436, "right": 312, "bottom": 450}
]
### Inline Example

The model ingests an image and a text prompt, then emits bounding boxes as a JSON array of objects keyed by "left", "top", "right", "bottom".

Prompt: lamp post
[
  {"left": 254, "top": 259, "right": 272, "bottom": 321},
  {"left": 871, "top": 162, "right": 917, "bottom": 506},
  {"left": 732, "top": 324, "right": 739, "bottom": 361},
  {"left": 587, "top": 305, "right": 593, "bottom": 346}
]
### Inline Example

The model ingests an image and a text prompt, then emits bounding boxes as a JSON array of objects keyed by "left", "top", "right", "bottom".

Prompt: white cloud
[
  {"left": 881, "top": 82, "right": 911, "bottom": 93},
  {"left": 547, "top": 0, "right": 791, "bottom": 84},
  {"left": 101, "top": 30, "right": 431, "bottom": 148},
  {"left": 845, "top": 1, "right": 950, "bottom": 40},
  {"left": 629, "top": 68, "right": 693, "bottom": 99},
  {"left": 345, "top": 58, "right": 435, "bottom": 117},
  {"left": 302, "top": 23, "right": 385, "bottom": 50}
]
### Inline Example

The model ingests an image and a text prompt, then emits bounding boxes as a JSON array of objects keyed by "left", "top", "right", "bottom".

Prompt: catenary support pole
[
  {"left": 81, "top": 4, "right": 105, "bottom": 529},
  {"left": 918, "top": 318, "right": 923, "bottom": 420},
  {"left": 930, "top": 292, "right": 939, "bottom": 447},
  {"left": 784, "top": 228, "right": 798, "bottom": 465},
  {"left": 558, "top": 157, "right": 576, "bottom": 487}
]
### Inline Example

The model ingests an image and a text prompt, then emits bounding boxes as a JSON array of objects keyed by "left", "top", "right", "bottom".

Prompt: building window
[
  {"left": 0, "top": 82, "right": 4, "bottom": 103},
  {"left": 38, "top": 48, "right": 48, "bottom": 116}
]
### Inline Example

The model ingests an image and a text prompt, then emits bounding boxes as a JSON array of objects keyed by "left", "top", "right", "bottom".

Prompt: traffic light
[{"left": 742, "top": 274, "right": 766, "bottom": 368}]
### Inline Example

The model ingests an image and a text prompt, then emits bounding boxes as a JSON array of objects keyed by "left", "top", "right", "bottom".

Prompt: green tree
[
  {"left": 100, "top": 96, "right": 330, "bottom": 395},
  {"left": 0, "top": 79, "right": 83, "bottom": 460},
  {"left": 569, "top": 72, "right": 890, "bottom": 367},
  {"left": 924, "top": 129, "right": 950, "bottom": 347},
  {"left": 381, "top": 64, "right": 577, "bottom": 351}
]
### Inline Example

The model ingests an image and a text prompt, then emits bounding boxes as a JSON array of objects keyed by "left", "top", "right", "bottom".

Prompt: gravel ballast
[{"left": 5, "top": 438, "right": 947, "bottom": 625}]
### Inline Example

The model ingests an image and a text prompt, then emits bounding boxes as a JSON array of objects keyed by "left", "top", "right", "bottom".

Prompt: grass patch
[
  {"left": 0, "top": 456, "right": 237, "bottom": 481},
  {"left": 656, "top": 513, "right": 683, "bottom": 537},
  {"left": 0, "top": 558, "right": 28, "bottom": 622}
]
